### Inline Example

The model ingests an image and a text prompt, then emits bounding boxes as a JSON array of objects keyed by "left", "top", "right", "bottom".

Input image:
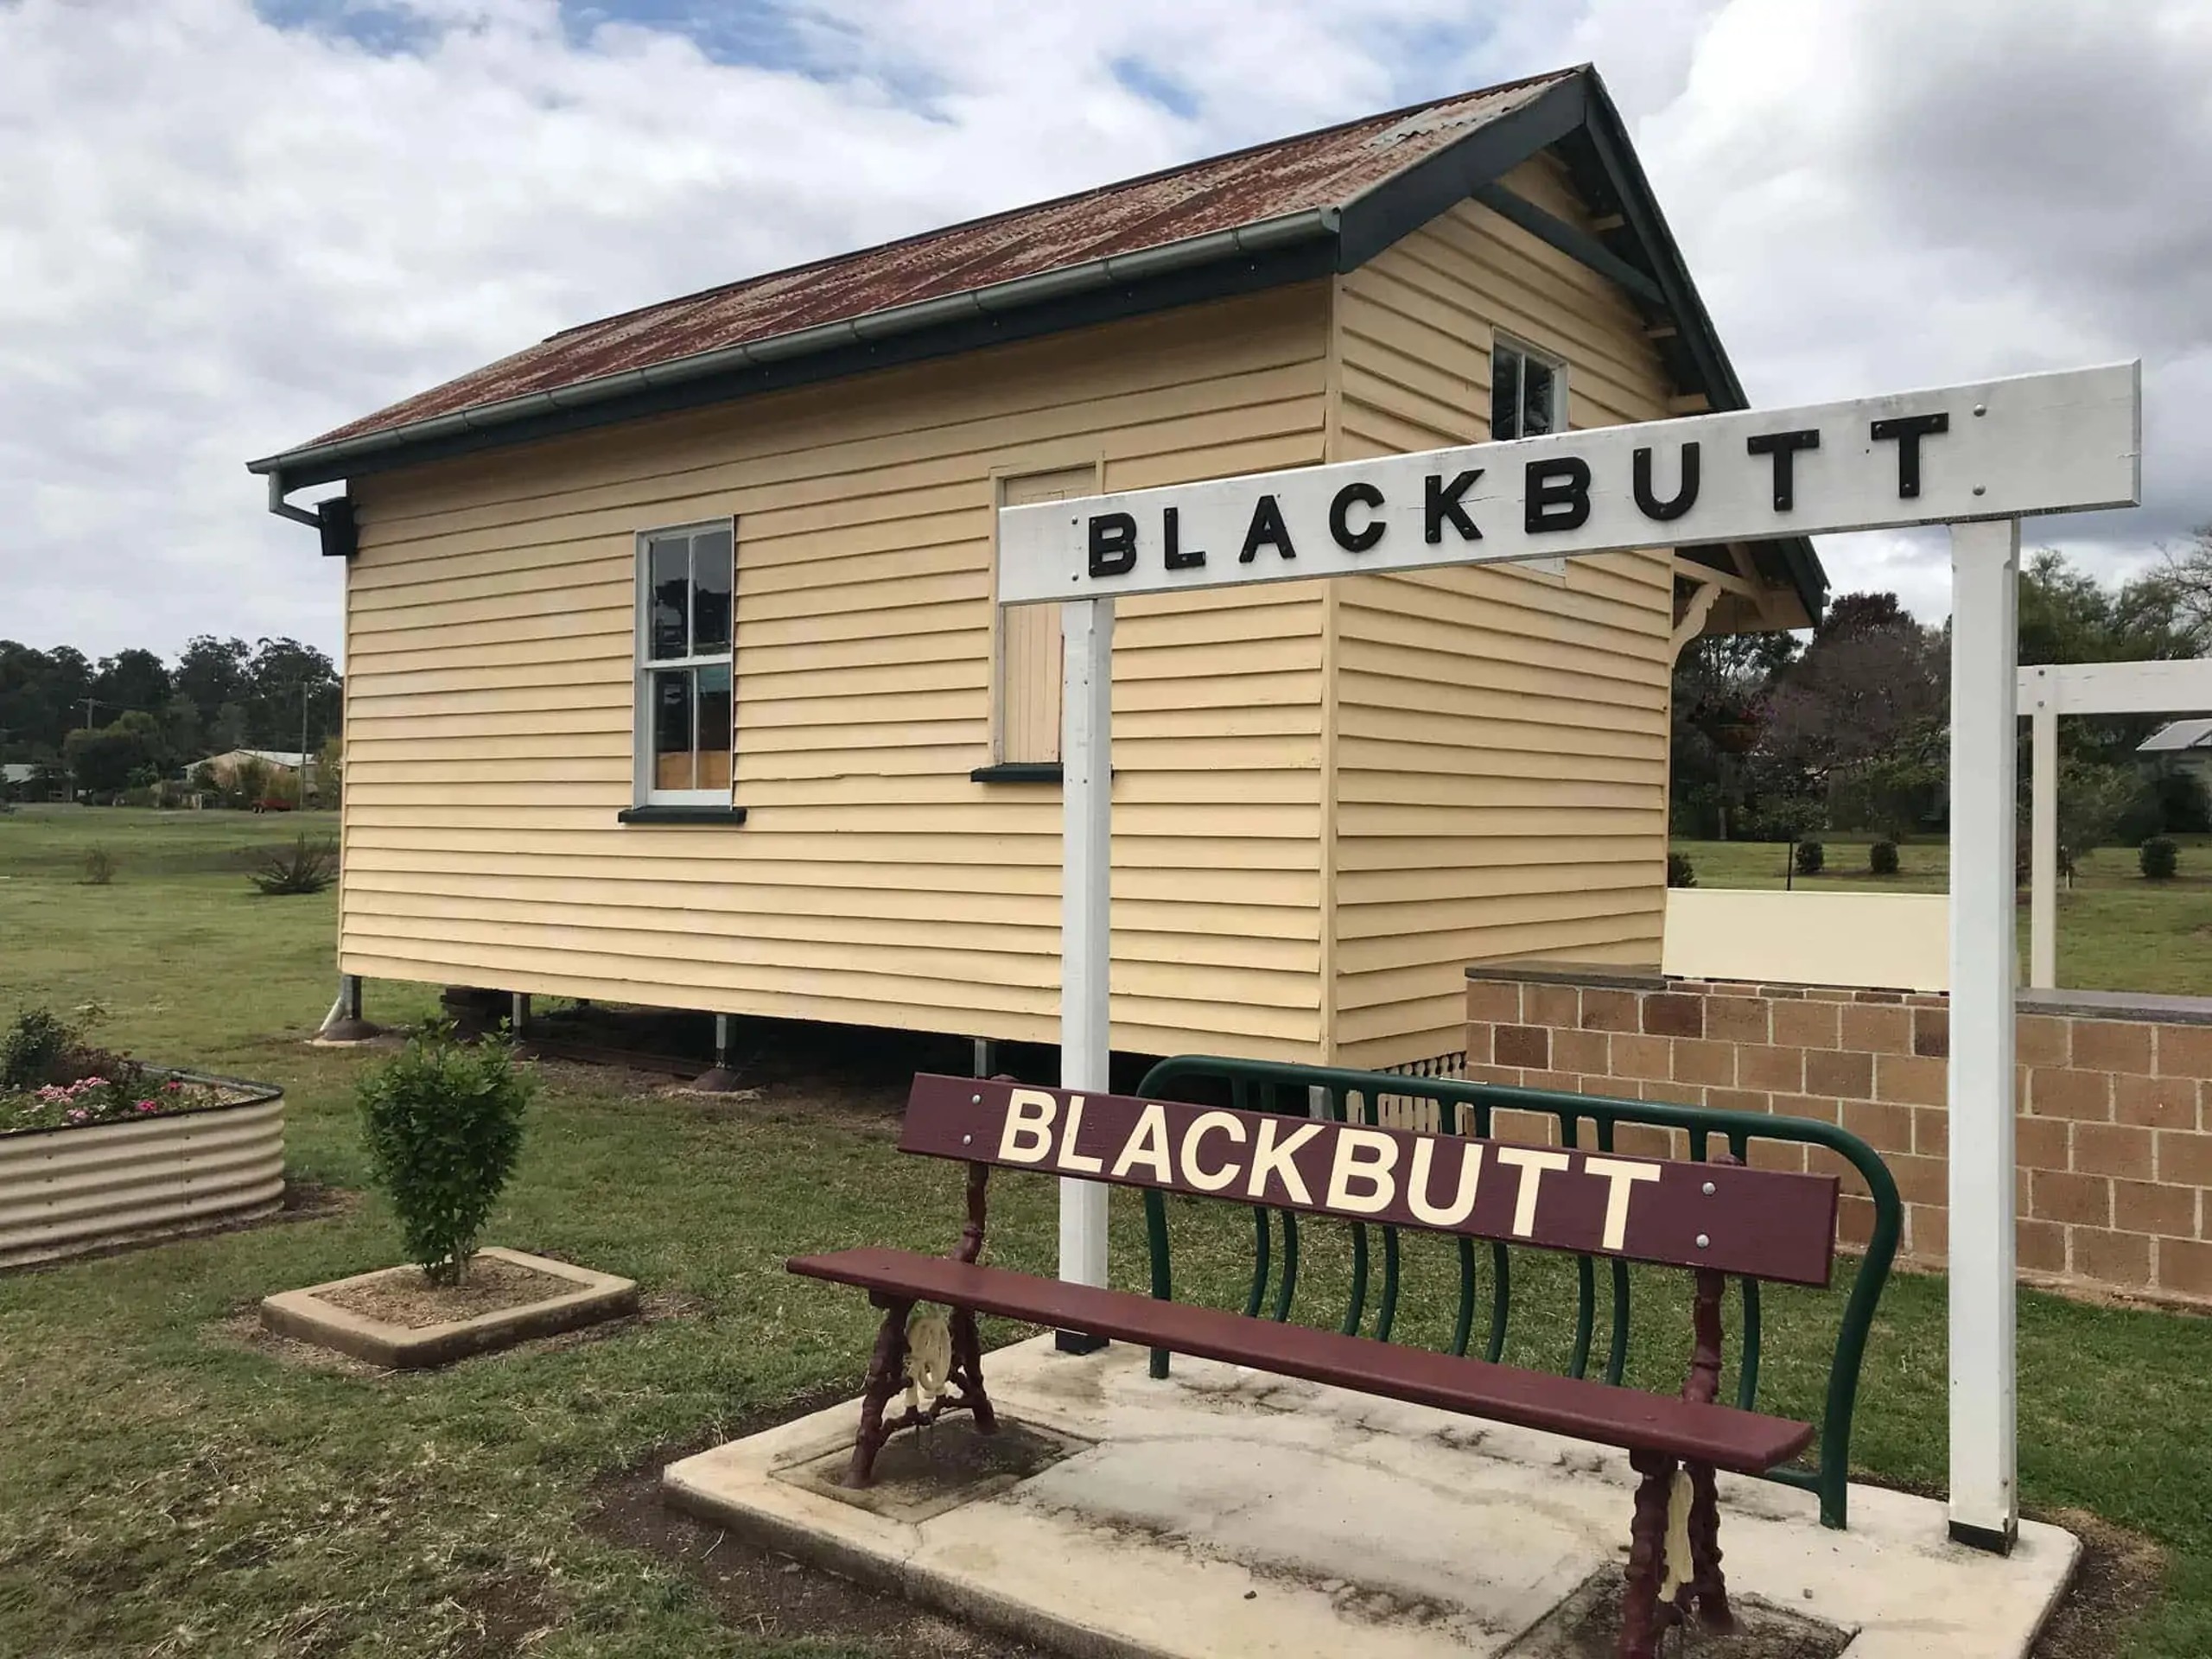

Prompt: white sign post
[
  {"left": 1001, "top": 361, "right": 2141, "bottom": 1541},
  {"left": 1057, "top": 594, "right": 1114, "bottom": 1325}
]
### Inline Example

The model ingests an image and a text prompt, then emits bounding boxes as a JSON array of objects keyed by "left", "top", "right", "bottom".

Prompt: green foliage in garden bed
[{"left": 0, "top": 1004, "right": 243, "bottom": 1135}]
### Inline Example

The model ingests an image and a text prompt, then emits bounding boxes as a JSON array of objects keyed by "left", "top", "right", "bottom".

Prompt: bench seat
[{"left": 791, "top": 1245, "right": 1814, "bottom": 1475}]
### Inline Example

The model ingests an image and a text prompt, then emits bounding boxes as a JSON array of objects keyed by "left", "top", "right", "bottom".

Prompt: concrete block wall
[{"left": 1464, "top": 964, "right": 2212, "bottom": 1306}]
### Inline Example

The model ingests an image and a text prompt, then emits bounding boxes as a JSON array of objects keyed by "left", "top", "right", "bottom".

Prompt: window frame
[
  {"left": 1489, "top": 336, "right": 1571, "bottom": 581},
  {"left": 1490, "top": 334, "right": 1568, "bottom": 443},
  {"left": 632, "top": 517, "right": 736, "bottom": 810}
]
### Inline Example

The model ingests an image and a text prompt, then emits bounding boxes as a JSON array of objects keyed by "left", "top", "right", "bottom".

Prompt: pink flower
[
  {"left": 66, "top": 1109, "right": 89, "bottom": 1124},
  {"left": 137, "top": 1100, "right": 160, "bottom": 1113},
  {"left": 165, "top": 1080, "right": 183, "bottom": 1092}
]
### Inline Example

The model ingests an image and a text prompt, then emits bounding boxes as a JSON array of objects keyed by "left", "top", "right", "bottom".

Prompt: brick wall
[{"left": 1464, "top": 964, "right": 2212, "bottom": 1306}]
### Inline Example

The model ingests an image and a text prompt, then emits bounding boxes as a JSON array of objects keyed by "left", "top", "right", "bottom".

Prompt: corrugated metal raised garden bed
[{"left": 1, "top": 1072, "right": 285, "bottom": 1268}]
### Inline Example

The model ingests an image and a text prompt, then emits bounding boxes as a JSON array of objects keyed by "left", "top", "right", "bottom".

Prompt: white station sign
[{"left": 996, "top": 361, "right": 2141, "bottom": 605}]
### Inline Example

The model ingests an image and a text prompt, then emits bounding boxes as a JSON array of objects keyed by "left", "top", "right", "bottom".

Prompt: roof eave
[{"left": 1562, "top": 69, "right": 1827, "bottom": 626}]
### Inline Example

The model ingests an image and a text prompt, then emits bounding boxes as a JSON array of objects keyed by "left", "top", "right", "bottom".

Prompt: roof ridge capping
[{"left": 532, "top": 65, "right": 1582, "bottom": 348}]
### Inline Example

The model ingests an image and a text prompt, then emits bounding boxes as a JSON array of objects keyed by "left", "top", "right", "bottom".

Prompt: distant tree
[
  {"left": 91, "top": 649, "right": 172, "bottom": 720},
  {"left": 1758, "top": 593, "right": 1948, "bottom": 835},
  {"left": 313, "top": 734, "right": 343, "bottom": 808},
  {"left": 1669, "top": 624, "right": 1800, "bottom": 838},
  {"left": 244, "top": 638, "right": 341, "bottom": 752},
  {"left": 159, "top": 695, "right": 204, "bottom": 772},
  {"left": 2015, "top": 546, "right": 2212, "bottom": 836},
  {"left": 2053, "top": 758, "right": 2139, "bottom": 873},
  {"left": 0, "top": 641, "right": 62, "bottom": 760},
  {"left": 209, "top": 701, "right": 249, "bottom": 754},
  {"left": 2142, "top": 525, "right": 2212, "bottom": 651},
  {"left": 231, "top": 755, "right": 270, "bottom": 808},
  {"left": 41, "top": 646, "right": 92, "bottom": 726},
  {"left": 175, "top": 636, "right": 251, "bottom": 733},
  {"left": 63, "top": 724, "right": 150, "bottom": 798}
]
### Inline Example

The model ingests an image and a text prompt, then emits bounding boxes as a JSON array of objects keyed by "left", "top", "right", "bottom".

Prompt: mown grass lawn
[
  {"left": 0, "top": 806, "right": 2209, "bottom": 1656},
  {"left": 1672, "top": 835, "right": 2212, "bottom": 995}
]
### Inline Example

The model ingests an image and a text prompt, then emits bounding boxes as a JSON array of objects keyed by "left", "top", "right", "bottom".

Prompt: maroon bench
[{"left": 791, "top": 1073, "right": 1842, "bottom": 1659}]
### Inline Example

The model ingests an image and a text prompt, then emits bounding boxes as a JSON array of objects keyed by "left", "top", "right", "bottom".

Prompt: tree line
[
  {"left": 0, "top": 637, "right": 342, "bottom": 798},
  {"left": 1673, "top": 535, "right": 2212, "bottom": 859}
]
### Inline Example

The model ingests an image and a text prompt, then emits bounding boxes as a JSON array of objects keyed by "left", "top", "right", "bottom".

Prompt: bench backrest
[{"left": 901, "top": 1073, "right": 1839, "bottom": 1287}]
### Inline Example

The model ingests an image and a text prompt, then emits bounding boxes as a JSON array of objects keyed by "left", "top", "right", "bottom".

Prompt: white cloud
[{"left": 0, "top": 0, "right": 2202, "bottom": 659}]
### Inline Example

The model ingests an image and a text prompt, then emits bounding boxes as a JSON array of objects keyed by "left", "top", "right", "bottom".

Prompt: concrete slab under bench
[{"left": 664, "top": 1335, "right": 2076, "bottom": 1659}]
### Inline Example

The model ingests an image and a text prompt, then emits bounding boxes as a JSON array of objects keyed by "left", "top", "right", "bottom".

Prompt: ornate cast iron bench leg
[
  {"left": 1620, "top": 1450, "right": 1681, "bottom": 1659},
  {"left": 1682, "top": 1459, "right": 1732, "bottom": 1630},
  {"left": 847, "top": 1292, "right": 915, "bottom": 1487},
  {"left": 950, "top": 1306, "right": 997, "bottom": 1435},
  {"left": 1623, "top": 1217, "right": 1740, "bottom": 1656},
  {"left": 845, "top": 1160, "right": 1000, "bottom": 1486}
]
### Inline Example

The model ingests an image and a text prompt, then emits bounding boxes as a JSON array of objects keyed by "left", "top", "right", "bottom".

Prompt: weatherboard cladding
[{"left": 298, "top": 72, "right": 1571, "bottom": 450}]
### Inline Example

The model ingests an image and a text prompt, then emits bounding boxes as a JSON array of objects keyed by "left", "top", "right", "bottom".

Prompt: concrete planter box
[
  {"left": 0, "top": 1077, "right": 285, "bottom": 1268},
  {"left": 261, "top": 1248, "right": 639, "bottom": 1369}
]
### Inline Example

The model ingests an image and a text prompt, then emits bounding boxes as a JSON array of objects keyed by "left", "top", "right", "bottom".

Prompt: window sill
[
  {"left": 617, "top": 805, "right": 749, "bottom": 825},
  {"left": 969, "top": 763, "right": 1064, "bottom": 785}
]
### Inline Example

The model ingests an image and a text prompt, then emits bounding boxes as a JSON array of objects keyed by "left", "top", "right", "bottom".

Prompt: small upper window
[
  {"left": 636, "top": 522, "right": 734, "bottom": 804},
  {"left": 1491, "top": 339, "right": 1566, "bottom": 441}
]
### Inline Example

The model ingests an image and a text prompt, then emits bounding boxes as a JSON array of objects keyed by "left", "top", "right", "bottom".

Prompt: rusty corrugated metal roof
[{"left": 296, "top": 70, "right": 1574, "bottom": 451}]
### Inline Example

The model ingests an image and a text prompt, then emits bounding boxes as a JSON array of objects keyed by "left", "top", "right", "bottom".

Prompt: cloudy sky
[{"left": 1, "top": 0, "right": 2203, "bottom": 659}]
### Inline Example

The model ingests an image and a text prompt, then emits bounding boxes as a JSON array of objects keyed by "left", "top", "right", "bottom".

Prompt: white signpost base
[{"left": 1004, "top": 363, "right": 2143, "bottom": 1541}]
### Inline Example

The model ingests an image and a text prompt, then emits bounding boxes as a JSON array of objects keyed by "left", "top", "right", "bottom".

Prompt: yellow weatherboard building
[{"left": 249, "top": 64, "right": 1821, "bottom": 1071}]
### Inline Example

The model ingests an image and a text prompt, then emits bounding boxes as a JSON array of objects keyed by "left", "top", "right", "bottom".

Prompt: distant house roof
[
  {"left": 2139, "top": 719, "right": 2212, "bottom": 753},
  {"left": 197, "top": 748, "right": 309, "bottom": 772},
  {"left": 249, "top": 64, "right": 1823, "bottom": 620},
  {"left": 1, "top": 763, "right": 36, "bottom": 785}
]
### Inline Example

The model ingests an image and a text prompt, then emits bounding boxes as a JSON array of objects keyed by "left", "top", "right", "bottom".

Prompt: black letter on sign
[
  {"left": 1524, "top": 456, "right": 1592, "bottom": 533},
  {"left": 1745, "top": 428, "right": 1821, "bottom": 512},
  {"left": 1330, "top": 482, "right": 1386, "bottom": 552},
  {"left": 1424, "top": 469, "right": 1483, "bottom": 544},
  {"left": 1163, "top": 506, "right": 1205, "bottom": 569},
  {"left": 1870, "top": 412, "right": 1949, "bottom": 499},
  {"left": 1238, "top": 493, "right": 1296, "bottom": 563},
  {"left": 1088, "top": 512, "right": 1137, "bottom": 577},
  {"left": 1632, "top": 442, "right": 1700, "bottom": 522}
]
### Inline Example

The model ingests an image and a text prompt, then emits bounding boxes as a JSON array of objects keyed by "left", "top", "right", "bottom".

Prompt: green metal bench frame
[{"left": 1135, "top": 1056, "right": 1902, "bottom": 1530}]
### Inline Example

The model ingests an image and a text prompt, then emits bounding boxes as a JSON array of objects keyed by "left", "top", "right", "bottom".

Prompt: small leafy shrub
[
  {"left": 1667, "top": 853, "right": 1697, "bottom": 889},
  {"left": 1869, "top": 840, "right": 1900, "bottom": 876},
  {"left": 359, "top": 1022, "right": 534, "bottom": 1284},
  {"left": 250, "top": 835, "right": 337, "bottom": 896},
  {"left": 81, "top": 846, "right": 117, "bottom": 886},
  {"left": 1, "top": 1007, "right": 75, "bottom": 1091},
  {"left": 2140, "top": 836, "right": 2179, "bottom": 881},
  {"left": 1795, "top": 840, "right": 1825, "bottom": 876}
]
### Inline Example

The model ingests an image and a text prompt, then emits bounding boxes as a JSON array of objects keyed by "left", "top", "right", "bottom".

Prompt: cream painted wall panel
[
  {"left": 342, "top": 286, "right": 1332, "bottom": 1056},
  {"left": 1322, "top": 158, "right": 1677, "bottom": 1065},
  {"left": 1662, "top": 891, "right": 1949, "bottom": 993}
]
